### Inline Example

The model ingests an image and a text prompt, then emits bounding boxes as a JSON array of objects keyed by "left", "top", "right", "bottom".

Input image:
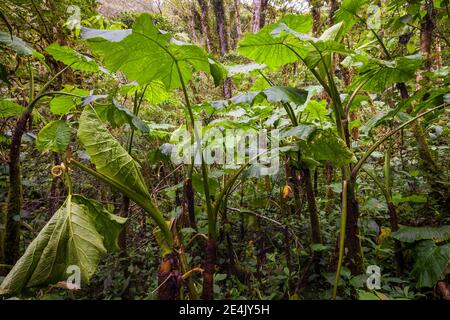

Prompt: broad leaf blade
[
  {"left": 0, "top": 195, "right": 126, "bottom": 295},
  {"left": 0, "top": 32, "right": 33, "bottom": 55},
  {"left": 0, "top": 99, "right": 23, "bottom": 118},
  {"left": 412, "top": 240, "right": 450, "bottom": 288},
  {"left": 238, "top": 15, "right": 312, "bottom": 68},
  {"left": 83, "top": 14, "right": 210, "bottom": 89},
  {"left": 77, "top": 106, "right": 151, "bottom": 199},
  {"left": 392, "top": 225, "right": 450, "bottom": 243},
  {"left": 36, "top": 120, "right": 71, "bottom": 153},
  {"left": 45, "top": 43, "right": 99, "bottom": 72}
]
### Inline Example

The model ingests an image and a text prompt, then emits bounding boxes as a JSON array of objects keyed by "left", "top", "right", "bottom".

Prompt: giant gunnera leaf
[
  {"left": 299, "top": 130, "right": 355, "bottom": 167},
  {"left": 45, "top": 43, "right": 99, "bottom": 72},
  {"left": 81, "top": 14, "right": 216, "bottom": 89},
  {"left": 0, "top": 195, "right": 126, "bottom": 295},
  {"left": 391, "top": 225, "right": 450, "bottom": 243},
  {"left": 77, "top": 106, "right": 150, "bottom": 200},
  {"left": 411, "top": 240, "right": 450, "bottom": 288},
  {"left": 77, "top": 106, "right": 170, "bottom": 244},
  {"left": 238, "top": 15, "right": 312, "bottom": 68}
]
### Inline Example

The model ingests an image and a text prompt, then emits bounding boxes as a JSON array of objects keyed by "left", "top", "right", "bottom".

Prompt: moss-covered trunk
[{"left": 1, "top": 110, "right": 30, "bottom": 274}]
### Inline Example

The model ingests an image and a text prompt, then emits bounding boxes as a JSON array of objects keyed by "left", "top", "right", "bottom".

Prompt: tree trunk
[
  {"left": 223, "top": 78, "right": 233, "bottom": 98},
  {"left": 328, "top": 0, "right": 338, "bottom": 26},
  {"left": 213, "top": 0, "right": 232, "bottom": 97},
  {"left": 213, "top": 0, "right": 229, "bottom": 55},
  {"left": 233, "top": 0, "right": 242, "bottom": 39},
  {"left": 188, "top": 2, "right": 201, "bottom": 44},
  {"left": 1, "top": 109, "right": 31, "bottom": 274},
  {"left": 310, "top": 0, "right": 321, "bottom": 36},
  {"left": 251, "top": 0, "right": 269, "bottom": 32},
  {"left": 197, "top": 0, "right": 213, "bottom": 53}
]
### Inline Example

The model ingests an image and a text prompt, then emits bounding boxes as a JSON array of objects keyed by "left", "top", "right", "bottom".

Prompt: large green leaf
[
  {"left": 263, "top": 86, "right": 308, "bottom": 105},
  {"left": 299, "top": 130, "right": 354, "bottom": 167},
  {"left": 238, "top": 15, "right": 312, "bottom": 68},
  {"left": 82, "top": 14, "right": 211, "bottom": 89},
  {"left": 120, "top": 81, "right": 170, "bottom": 105},
  {"left": 392, "top": 225, "right": 450, "bottom": 243},
  {"left": 225, "top": 63, "right": 266, "bottom": 77},
  {"left": 412, "top": 240, "right": 450, "bottom": 288},
  {"left": 36, "top": 120, "right": 71, "bottom": 153},
  {"left": 45, "top": 43, "right": 99, "bottom": 72},
  {"left": 281, "top": 124, "right": 317, "bottom": 141},
  {"left": 0, "top": 31, "right": 33, "bottom": 55},
  {"left": 0, "top": 195, "right": 126, "bottom": 295},
  {"left": 213, "top": 86, "right": 308, "bottom": 108},
  {"left": 271, "top": 22, "right": 350, "bottom": 72},
  {"left": 0, "top": 99, "right": 23, "bottom": 118},
  {"left": 50, "top": 86, "right": 89, "bottom": 115},
  {"left": 77, "top": 106, "right": 150, "bottom": 199},
  {"left": 335, "top": 0, "right": 370, "bottom": 33},
  {"left": 351, "top": 54, "right": 422, "bottom": 92},
  {"left": 95, "top": 99, "right": 149, "bottom": 133}
]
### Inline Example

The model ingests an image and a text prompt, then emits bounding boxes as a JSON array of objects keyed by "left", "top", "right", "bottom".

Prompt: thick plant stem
[
  {"left": 157, "top": 252, "right": 181, "bottom": 300},
  {"left": 175, "top": 60, "right": 217, "bottom": 299},
  {"left": 344, "top": 180, "right": 364, "bottom": 274},
  {"left": 201, "top": 238, "right": 217, "bottom": 300},
  {"left": 333, "top": 180, "right": 347, "bottom": 299},
  {"left": 182, "top": 178, "right": 196, "bottom": 229},
  {"left": 303, "top": 168, "right": 321, "bottom": 244}
]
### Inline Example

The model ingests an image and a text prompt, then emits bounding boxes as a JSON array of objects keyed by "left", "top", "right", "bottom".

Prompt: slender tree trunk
[
  {"left": 188, "top": 2, "right": 201, "bottom": 44},
  {"left": 233, "top": 0, "right": 242, "bottom": 39},
  {"left": 328, "top": 0, "right": 338, "bottom": 26},
  {"left": 1, "top": 109, "right": 30, "bottom": 273},
  {"left": 213, "top": 0, "right": 229, "bottom": 55},
  {"left": 251, "top": 0, "right": 262, "bottom": 33},
  {"left": 310, "top": 0, "right": 321, "bottom": 36},
  {"left": 213, "top": 0, "right": 232, "bottom": 98},
  {"left": 223, "top": 78, "right": 233, "bottom": 98},
  {"left": 260, "top": 0, "right": 269, "bottom": 28},
  {"left": 197, "top": 0, "right": 213, "bottom": 53},
  {"left": 251, "top": 0, "right": 269, "bottom": 32}
]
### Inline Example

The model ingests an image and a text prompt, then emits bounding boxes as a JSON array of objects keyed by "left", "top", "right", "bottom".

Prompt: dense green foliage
[{"left": 0, "top": 0, "right": 449, "bottom": 300}]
